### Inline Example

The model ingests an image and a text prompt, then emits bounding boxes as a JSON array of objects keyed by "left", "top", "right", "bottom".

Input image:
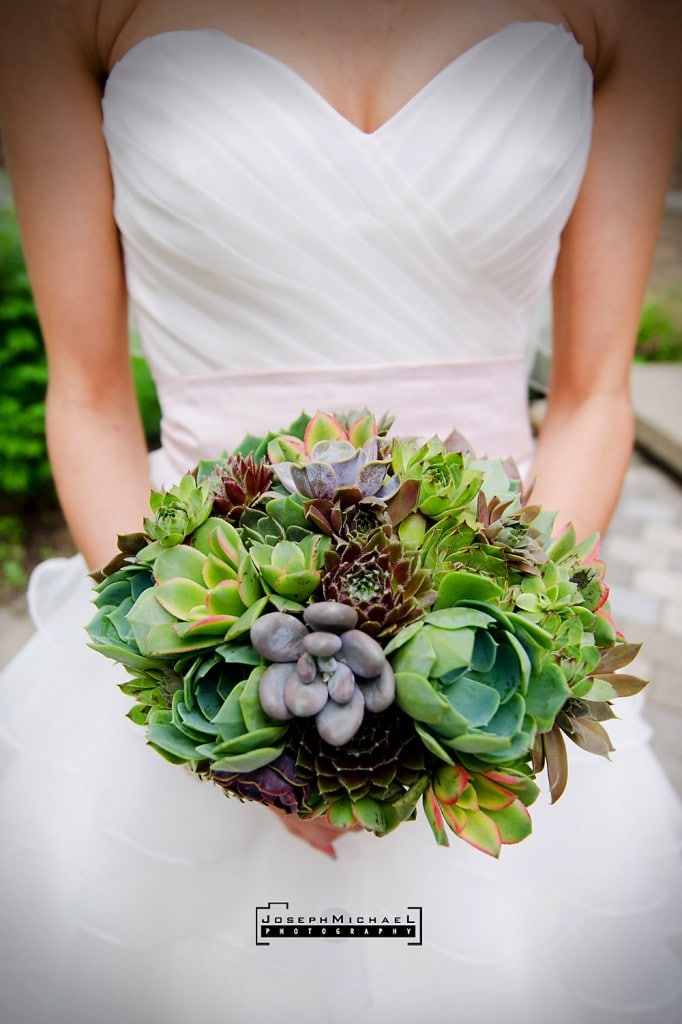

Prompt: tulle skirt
[{"left": 1, "top": 554, "right": 680, "bottom": 1024}]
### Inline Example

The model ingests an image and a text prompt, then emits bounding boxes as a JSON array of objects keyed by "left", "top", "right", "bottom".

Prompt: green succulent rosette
[
  {"left": 388, "top": 571, "right": 570, "bottom": 769},
  {"left": 250, "top": 535, "right": 331, "bottom": 609},
  {"left": 147, "top": 656, "right": 287, "bottom": 773},
  {"left": 143, "top": 473, "right": 214, "bottom": 547},
  {"left": 87, "top": 407, "right": 648, "bottom": 856}
]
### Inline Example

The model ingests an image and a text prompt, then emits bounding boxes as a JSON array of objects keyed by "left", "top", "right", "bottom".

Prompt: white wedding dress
[{"left": 1, "top": 22, "right": 680, "bottom": 1024}]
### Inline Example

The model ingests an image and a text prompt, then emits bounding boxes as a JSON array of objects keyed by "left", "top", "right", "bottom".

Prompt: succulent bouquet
[{"left": 87, "top": 410, "right": 646, "bottom": 857}]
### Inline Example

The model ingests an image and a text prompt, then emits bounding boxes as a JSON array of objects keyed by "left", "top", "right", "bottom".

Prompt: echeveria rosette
[
  {"left": 387, "top": 570, "right": 570, "bottom": 770},
  {"left": 303, "top": 489, "right": 390, "bottom": 541},
  {"left": 391, "top": 436, "right": 483, "bottom": 521},
  {"left": 322, "top": 528, "right": 436, "bottom": 640},
  {"left": 548, "top": 526, "right": 611, "bottom": 618},
  {"left": 250, "top": 534, "right": 330, "bottom": 611},
  {"left": 88, "top": 561, "right": 158, "bottom": 670},
  {"left": 496, "top": 525, "right": 648, "bottom": 802},
  {"left": 272, "top": 435, "right": 400, "bottom": 504},
  {"left": 239, "top": 493, "right": 314, "bottom": 548},
  {"left": 532, "top": 634, "right": 648, "bottom": 802},
  {"left": 87, "top": 561, "right": 182, "bottom": 724},
  {"left": 417, "top": 455, "right": 552, "bottom": 589},
  {"left": 143, "top": 473, "right": 214, "bottom": 547},
  {"left": 145, "top": 650, "right": 292, "bottom": 791},
  {"left": 126, "top": 519, "right": 268, "bottom": 658},
  {"left": 267, "top": 409, "right": 381, "bottom": 465},
  {"left": 423, "top": 762, "right": 539, "bottom": 856}
]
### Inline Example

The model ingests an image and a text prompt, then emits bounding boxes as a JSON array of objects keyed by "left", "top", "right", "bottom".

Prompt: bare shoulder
[
  {"left": 559, "top": 0, "right": 682, "bottom": 91},
  {"left": 0, "top": 0, "right": 136, "bottom": 84}
]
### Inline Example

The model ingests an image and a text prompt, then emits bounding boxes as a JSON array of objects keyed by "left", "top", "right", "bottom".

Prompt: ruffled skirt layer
[{"left": 1, "top": 555, "right": 680, "bottom": 1024}]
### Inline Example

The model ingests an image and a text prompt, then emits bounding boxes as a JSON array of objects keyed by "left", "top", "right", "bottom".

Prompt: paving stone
[
  {"left": 633, "top": 568, "right": 682, "bottom": 601},
  {"left": 671, "top": 551, "right": 682, "bottom": 572},
  {"left": 615, "top": 497, "right": 679, "bottom": 525},
  {"left": 599, "top": 560, "right": 633, "bottom": 588},
  {"left": 607, "top": 583, "right": 662, "bottom": 626},
  {"left": 603, "top": 515, "right": 646, "bottom": 539},
  {"left": 618, "top": 622, "right": 682, "bottom": 677},
  {"left": 662, "top": 601, "right": 682, "bottom": 636},
  {"left": 644, "top": 524, "right": 682, "bottom": 552},
  {"left": 601, "top": 536, "right": 671, "bottom": 571},
  {"left": 642, "top": 702, "right": 682, "bottom": 797},
  {"left": 645, "top": 662, "right": 682, "bottom": 711}
]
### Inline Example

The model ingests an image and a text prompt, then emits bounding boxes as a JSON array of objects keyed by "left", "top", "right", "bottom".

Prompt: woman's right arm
[{"left": 0, "top": 0, "right": 151, "bottom": 569}]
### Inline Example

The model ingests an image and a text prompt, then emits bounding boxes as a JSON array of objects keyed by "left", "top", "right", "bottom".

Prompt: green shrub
[
  {"left": 0, "top": 208, "right": 51, "bottom": 496},
  {"left": 0, "top": 513, "right": 29, "bottom": 589},
  {"left": 635, "top": 301, "right": 682, "bottom": 362},
  {"left": 0, "top": 201, "right": 162, "bottom": 504},
  {"left": 131, "top": 352, "right": 162, "bottom": 448}
]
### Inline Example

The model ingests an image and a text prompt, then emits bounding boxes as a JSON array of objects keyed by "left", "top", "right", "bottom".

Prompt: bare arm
[
  {"left": 0, "top": 0, "right": 150, "bottom": 569},
  {"left": 0, "top": 0, "right": 357, "bottom": 856},
  {"left": 529, "top": 0, "right": 682, "bottom": 538}
]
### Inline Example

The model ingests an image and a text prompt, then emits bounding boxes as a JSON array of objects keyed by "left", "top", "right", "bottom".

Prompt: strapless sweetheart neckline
[{"left": 106, "top": 19, "right": 587, "bottom": 138}]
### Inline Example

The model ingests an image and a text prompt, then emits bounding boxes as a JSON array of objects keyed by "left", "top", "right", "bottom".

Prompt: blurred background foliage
[{"left": 0, "top": 177, "right": 162, "bottom": 592}]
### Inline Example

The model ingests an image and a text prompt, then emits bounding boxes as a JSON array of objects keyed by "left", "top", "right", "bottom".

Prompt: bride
[{"left": 0, "top": 1, "right": 680, "bottom": 1021}]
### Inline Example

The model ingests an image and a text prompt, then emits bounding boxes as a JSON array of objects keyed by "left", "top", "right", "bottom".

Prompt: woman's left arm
[{"left": 529, "top": 0, "right": 682, "bottom": 539}]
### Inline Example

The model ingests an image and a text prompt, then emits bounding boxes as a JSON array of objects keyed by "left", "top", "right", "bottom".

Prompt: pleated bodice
[{"left": 102, "top": 20, "right": 592, "bottom": 381}]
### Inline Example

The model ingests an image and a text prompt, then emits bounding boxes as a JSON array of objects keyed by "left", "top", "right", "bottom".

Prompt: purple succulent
[
  {"left": 211, "top": 751, "right": 310, "bottom": 813},
  {"left": 271, "top": 437, "right": 400, "bottom": 503}
]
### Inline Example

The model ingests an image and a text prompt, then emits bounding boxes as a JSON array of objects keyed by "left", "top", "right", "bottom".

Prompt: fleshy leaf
[
  {"left": 595, "top": 642, "right": 642, "bottom": 674},
  {"left": 422, "top": 789, "right": 450, "bottom": 846},
  {"left": 304, "top": 411, "right": 347, "bottom": 449},
  {"left": 435, "top": 571, "right": 503, "bottom": 608},
  {"left": 327, "top": 800, "right": 357, "bottom": 828},
  {"left": 155, "top": 579, "right": 208, "bottom": 619},
  {"left": 443, "top": 805, "right": 502, "bottom": 857},
  {"left": 485, "top": 800, "right": 532, "bottom": 844},
  {"left": 541, "top": 725, "right": 569, "bottom": 803},
  {"left": 154, "top": 545, "right": 206, "bottom": 585},
  {"left": 593, "top": 672, "right": 648, "bottom": 698},
  {"left": 211, "top": 746, "right": 285, "bottom": 773}
]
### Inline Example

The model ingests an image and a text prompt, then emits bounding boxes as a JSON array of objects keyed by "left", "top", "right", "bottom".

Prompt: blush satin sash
[{"left": 150, "top": 356, "right": 534, "bottom": 486}]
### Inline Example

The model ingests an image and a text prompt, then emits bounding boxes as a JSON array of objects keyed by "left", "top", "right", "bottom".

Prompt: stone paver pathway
[{"left": 600, "top": 451, "right": 682, "bottom": 795}]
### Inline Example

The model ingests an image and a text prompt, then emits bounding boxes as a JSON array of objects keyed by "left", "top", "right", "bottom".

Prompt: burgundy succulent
[
  {"left": 322, "top": 531, "right": 436, "bottom": 640},
  {"left": 211, "top": 751, "right": 310, "bottom": 813},
  {"left": 210, "top": 453, "right": 274, "bottom": 521}
]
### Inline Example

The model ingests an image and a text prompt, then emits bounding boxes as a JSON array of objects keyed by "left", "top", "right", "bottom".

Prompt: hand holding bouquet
[{"left": 88, "top": 410, "right": 646, "bottom": 857}]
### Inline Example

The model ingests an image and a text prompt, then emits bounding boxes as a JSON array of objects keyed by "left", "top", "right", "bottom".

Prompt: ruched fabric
[{"left": 1, "top": 20, "right": 680, "bottom": 1024}]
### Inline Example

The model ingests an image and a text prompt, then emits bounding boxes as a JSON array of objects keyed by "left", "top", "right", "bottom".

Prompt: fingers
[{"left": 268, "top": 804, "right": 362, "bottom": 856}]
